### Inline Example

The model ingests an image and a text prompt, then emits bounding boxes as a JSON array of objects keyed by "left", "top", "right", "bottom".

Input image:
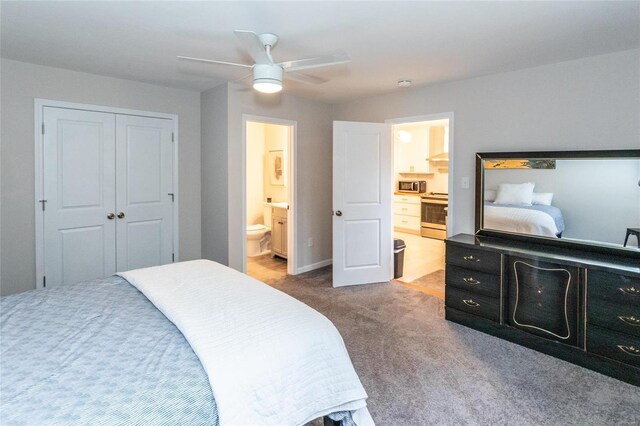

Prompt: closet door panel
[
  {"left": 115, "top": 115, "right": 173, "bottom": 271},
  {"left": 43, "top": 107, "right": 116, "bottom": 287}
]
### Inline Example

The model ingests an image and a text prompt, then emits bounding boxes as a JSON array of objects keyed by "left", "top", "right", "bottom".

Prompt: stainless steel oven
[{"left": 421, "top": 193, "right": 448, "bottom": 239}]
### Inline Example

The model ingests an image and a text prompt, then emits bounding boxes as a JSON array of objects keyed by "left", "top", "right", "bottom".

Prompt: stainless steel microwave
[{"left": 398, "top": 180, "right": 426, "bottom": 193}]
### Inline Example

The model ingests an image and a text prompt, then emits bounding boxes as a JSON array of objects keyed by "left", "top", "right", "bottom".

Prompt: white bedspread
[
  {"left": 119, "top": 260, "right": 373, "bottom": 426},
  {"left": 484, "top": 205, "right": 559, "bottom": 237}
]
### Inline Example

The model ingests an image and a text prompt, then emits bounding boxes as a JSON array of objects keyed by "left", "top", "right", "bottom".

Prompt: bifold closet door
[
  {"left": 115, "top": 115, "right": 174, "bottom": 271},
  {"left": 43, "top": 107, "right": 117, "bottom": 287}
]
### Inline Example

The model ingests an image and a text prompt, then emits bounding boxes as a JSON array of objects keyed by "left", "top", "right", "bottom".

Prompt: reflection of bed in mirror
[
  {"left": 477, "top": 152, "right": 640, "bottom": 249},
  {"left": 483, "top": 202, "right": 565, "bottom": 238}
]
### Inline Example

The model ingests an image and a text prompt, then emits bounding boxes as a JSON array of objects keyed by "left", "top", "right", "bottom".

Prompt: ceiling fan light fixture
[{"left": 253, "top": 63, "right": 283, "bottom": 94}]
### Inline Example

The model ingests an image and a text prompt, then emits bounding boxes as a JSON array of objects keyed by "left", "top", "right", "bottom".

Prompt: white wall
[
  {"left": 334, "top": 49, "right": 640, "bottom": 237},
  {"left": 263, "top": 123, "right": 288, "bottom": 204},
  {"left": 201, "top": 84, "right": 229, "bottom": 265},
  {"left": 0, "top": 59, "right": 202, "bottom": 296},
  {"left": 484, "top": 159, "right": 640, "bottom": 244},
  {"left": 246, "top": 122, "right": 266, "bottom": 225},
  {"left": 209, "top": 83, "right": 334, "bottom": 272}
]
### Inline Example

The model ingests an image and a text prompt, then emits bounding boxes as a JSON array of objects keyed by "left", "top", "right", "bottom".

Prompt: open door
[{"left": 333, "top": 121, "right": 392, "bottom": 287}]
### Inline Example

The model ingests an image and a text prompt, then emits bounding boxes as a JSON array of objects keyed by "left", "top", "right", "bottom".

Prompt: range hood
[{"left": 429, "top": 152, "right": 449, "bottom": 162}]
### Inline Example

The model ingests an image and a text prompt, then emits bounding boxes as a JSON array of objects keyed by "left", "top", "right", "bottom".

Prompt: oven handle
[{"left": 421, "top": 199, "right": 448, "bottom": 205}]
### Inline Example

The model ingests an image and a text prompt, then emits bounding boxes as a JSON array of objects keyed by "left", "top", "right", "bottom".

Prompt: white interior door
[
  {"left": 333, "top": 121, "right": 392, "bottom": 287},
  {"left": 115, "top": 115, "right": 174, "bottom": 271},
  {"left": 43, "top": 107, "right": 116, "bottom": 287}
]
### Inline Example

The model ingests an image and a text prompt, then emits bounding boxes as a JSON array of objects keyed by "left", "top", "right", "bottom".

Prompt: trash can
[{"left": 393, "top": 238, "right": 406, "bottom": 279}]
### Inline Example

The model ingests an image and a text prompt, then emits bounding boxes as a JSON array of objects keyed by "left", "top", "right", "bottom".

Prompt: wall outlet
[
  {"left": 308, "top": 237, "right": 313, "bottom": 247},
  {"left": 461, "top": 177, "right": 470, "bottom": 189}
]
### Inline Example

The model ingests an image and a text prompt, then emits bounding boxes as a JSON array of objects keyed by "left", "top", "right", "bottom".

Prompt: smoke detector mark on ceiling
[{"left": 398, "top": 79, "right": 412, "bottom": 88}]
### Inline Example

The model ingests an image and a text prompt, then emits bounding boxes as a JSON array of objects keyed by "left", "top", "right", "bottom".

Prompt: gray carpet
[{"left": 267, "top": 266, "right": 640, "bottom": 426}]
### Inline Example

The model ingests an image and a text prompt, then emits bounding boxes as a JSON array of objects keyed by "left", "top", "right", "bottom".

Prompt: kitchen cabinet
[
  {"left": 271, "top": 206, "right": 288, "bottom": 259},
  {"left": 393, "top": 194, "right": 421, "bottom": 234},
  {"left": 396, "top": 135, "right": 430, "bottom": 173}
]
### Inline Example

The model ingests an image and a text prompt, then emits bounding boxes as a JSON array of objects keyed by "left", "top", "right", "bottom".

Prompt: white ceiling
[{"left": 1, "top": 1, "right": 638, "bottom": 103}]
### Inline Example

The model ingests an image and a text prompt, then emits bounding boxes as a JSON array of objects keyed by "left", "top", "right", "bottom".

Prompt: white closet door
[
  {"left": 43, "top": 107, "right": 116, "bottom": 287},
  {"left": 115, "top": 115, "right": 174, "bottom": 271}
]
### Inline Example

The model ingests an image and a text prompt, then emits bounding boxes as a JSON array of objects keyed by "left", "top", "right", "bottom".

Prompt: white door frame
[
  {"left": 34, "top": 98, "right": 180, "bottom": 289},
  {"left": 385, "top": 112, "right": 455, "bottom": 237},
  {"left": 241, "top": 114, "right": 297, "bottom": 275}
]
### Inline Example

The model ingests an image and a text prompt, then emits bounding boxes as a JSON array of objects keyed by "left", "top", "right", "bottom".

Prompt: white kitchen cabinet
[
  {"left": 271, "top": 206, "right": 288, "bottom": 259},
  {"left": 395, "top": 132, "right": 430, "bottom": 173},
  {"left": 393, "top": 194, "right": 421, "bottom": 234}
]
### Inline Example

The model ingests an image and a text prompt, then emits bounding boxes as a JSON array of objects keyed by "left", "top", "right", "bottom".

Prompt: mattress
[
  {"left": 0, "top": 276, "right": 218, "bottom": 425},
  {"left": 484, "top": 202, "right": 565, "bottom": 236}
]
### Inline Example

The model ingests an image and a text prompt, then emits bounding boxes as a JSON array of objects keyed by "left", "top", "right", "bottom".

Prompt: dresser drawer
[
  {"left": 588, "top": 270, "right": 640, "bottom": 307},
  {"left": 393, "top": 203, "right": 420, "bottom": 217},
  {"left": 588, "top": 325, "right": 640, "bottom": 368},
  {"left": 446, "top": 244, "right": 501, "bottom": 274},
  {"left": 445, "top": 287, "right": 500, "bottom": 322},
  {"left": 394, "top": 214, "right": 420, "bottom": 230},
  {"left": 589, "top": 298, "right": 640, "bottom": 338},
  {"left": 393, "top": 194, "right": 421, "bottom": 205},
  {"left": 445, "top": 264, "right": 500, "bottom": 297}
]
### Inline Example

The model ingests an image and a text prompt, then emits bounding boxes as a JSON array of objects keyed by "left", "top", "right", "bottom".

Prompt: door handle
[
  {"left": 335, "top": 210, "right": 343, "bottom": 217},
  {"left": 107, "top": 213, "right": 115, "bottom": 220},
  {"left": 117, "top": 212, "right": 125, "bottom": 219}
]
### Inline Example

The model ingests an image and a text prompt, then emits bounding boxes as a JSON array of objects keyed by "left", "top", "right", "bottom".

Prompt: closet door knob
[
  {"left": 335, "top": 210, "right": 343, "bottom": 216},
  {"left": 117, "top": 212, "right": 125, "bottom": 219},
  {"left": 107, "top": 213, "right": 115, "bottom": 220}
]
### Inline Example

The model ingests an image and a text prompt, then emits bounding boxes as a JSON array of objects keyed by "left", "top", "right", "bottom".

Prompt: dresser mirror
[{"left": 475, "top": 150, "right": 640, "bottom": 255}]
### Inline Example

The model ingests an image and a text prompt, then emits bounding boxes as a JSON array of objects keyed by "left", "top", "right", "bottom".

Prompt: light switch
[{"left": 461, "top": 177, "right": 470, "bottom": 189}]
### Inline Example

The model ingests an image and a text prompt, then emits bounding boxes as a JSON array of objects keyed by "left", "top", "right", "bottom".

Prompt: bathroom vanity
[
  {"left": 445, "top": 149, "right": 640, "bottom": 386},
  {"left": 271, "top": 206, "right": 288, "bottom": 259}
]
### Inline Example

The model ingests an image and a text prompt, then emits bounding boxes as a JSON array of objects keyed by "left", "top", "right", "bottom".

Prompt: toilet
[{"left": 246, "top": 204, "right": 273, "bottom": 257}]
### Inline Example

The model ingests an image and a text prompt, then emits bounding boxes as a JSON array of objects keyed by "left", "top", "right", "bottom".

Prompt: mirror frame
[{"left": 475, "top": 149, "right": 640, "bottom": 258}]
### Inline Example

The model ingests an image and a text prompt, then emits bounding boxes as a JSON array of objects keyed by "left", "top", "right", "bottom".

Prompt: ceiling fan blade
[
  {"left": 234, "top": 30, "right": 270, "bottom": 64},
  {"left": 280, "top": 52, "right": 350, "bottom": 72},
  {"left": 285, "top": 71, "right": 327, "bottom": 85},
  {"left": 177, "top": 56, "right": 252, "bottom": 68}
]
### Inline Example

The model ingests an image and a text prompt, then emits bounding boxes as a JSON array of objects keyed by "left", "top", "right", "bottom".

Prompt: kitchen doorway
[
  {"left": 243, "top": 116, "right": 296, "bottom": 282},
  {"left": 387, "top": 113, "right": 453, "bottom": 298}
]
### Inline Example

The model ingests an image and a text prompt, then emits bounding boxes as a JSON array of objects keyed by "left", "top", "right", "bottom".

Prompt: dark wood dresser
[{"left": 445, "top": 233, "right": 640, "bottom": 386}]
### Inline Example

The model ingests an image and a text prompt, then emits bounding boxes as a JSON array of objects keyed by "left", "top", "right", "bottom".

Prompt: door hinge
[
  {"left": 168, "top": 193, "right": 174, "bottom": 202},
  {"left": 41, "top": 123, "right": 45, "bottom": 135},
  {"left": 39, "top": 199, "right": 47, "bottom": 211},
  {"left": 43, "top": 276, "right": 46, "bottom": 288},
  {"left": 172, "top": 132, "right": 174, "bottom": 142},
  {"left": 172, "top": 253, "right": 175, "bottom": 262}
]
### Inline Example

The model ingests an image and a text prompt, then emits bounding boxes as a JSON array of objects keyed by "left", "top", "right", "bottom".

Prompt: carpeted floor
[{"left": 267, "top": 266, "right": 640, "bottom": 426}]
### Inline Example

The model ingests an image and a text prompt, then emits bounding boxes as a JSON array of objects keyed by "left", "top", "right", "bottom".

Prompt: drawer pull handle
[
  {"left": 463, "top": 255, "right": 480, "bottom": 262},
  {"left": 617, "top": 345, "right": 640, "bottom": 356},
  {"left": 463, "top": 277, "right": 480, "bottom": 285},
  {"left": 619, "top": 286, "right": 640, "bottom": 296},
  {"left": 618, "top": 315, "right": 640, "bottom": 326},
  {"left": 462, "top": 299, "right": 480, "bottom": 307}
]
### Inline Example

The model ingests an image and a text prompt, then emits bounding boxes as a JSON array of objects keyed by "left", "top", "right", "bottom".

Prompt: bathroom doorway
[{"left": 243, "top": 116, "right": 296, "bottom": 282}]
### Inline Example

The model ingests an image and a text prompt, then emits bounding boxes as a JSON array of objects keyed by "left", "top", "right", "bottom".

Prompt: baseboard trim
[{"left": 296, "top": 259, "right": 332, "bottom": 274}]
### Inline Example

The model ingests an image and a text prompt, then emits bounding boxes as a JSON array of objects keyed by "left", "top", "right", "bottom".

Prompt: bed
[
  {"left": 483, "top": 202, "right": 565, "bottom": 238},
  {"left": 0, "top": 260, "right": 372, "bottom": 426}
]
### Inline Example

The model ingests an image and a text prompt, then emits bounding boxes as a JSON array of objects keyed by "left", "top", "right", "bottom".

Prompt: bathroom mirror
[{"left": 475, "top": 149, "right": 640, "bottom": 255}]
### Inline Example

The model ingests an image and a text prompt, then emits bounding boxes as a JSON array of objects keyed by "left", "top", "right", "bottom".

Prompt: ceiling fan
[{"left": 177, "top": 30, "right": 350, "bottom": 93}]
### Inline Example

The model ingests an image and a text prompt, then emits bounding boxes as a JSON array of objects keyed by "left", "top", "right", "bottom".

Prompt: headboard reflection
[{"left": 475, "top": 150, "right": 640, "bottom": 255}]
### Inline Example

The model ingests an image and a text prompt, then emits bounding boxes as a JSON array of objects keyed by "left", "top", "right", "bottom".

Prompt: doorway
[
  {"left": 388, "top": 113, "right": 454, "bottom": 298},
  {"left": 243, "top": 116, "right": 296, "bottom": 282}
]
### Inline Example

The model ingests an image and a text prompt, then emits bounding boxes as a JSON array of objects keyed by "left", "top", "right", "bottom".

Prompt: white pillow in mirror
[
  {"left": 532, "top": 192, "right": 553, "bottom": 206},
  {"left": 494, "top": 182, "right": 535, "bottom": 205},
  {"left": 484, "top": 189, "right": 497, "bottom": 201}
]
